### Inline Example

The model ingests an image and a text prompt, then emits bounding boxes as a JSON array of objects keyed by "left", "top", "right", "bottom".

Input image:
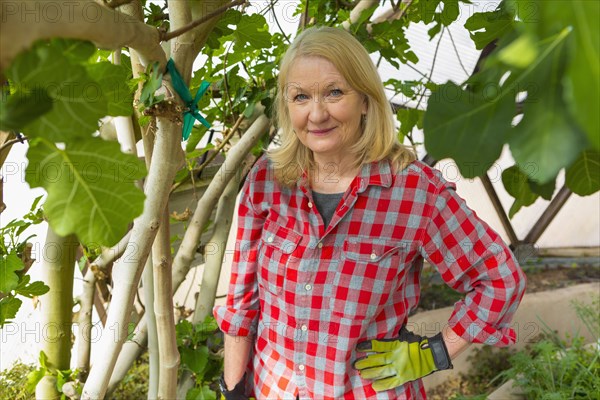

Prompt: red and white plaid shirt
[{"left": 214, "top": 156, "right": 526, "bottom": 399}]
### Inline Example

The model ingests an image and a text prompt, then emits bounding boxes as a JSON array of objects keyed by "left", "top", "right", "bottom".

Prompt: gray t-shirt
[{"left": 312, "top": 191, "right": 344, "bottom": 228}]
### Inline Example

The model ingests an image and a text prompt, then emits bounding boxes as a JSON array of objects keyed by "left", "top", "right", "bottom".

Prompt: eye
[
  {"left": 293, "top": 93, "right": 309, "bottom": 102},
  {"left": 329, "top": 88, "right": 343, "bottom": 97}
]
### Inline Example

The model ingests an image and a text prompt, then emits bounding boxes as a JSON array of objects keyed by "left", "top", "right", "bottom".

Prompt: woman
[{"left": 214, "top": 26, "right": 526, "bottom": 399}]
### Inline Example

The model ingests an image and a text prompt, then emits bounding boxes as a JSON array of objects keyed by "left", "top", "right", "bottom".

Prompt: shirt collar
[
  {"left": 298, "top": 159, "right": 393, "bottom": 194},
  {"left": 355, "top": 159, "right": 393, "bottom": 193}
]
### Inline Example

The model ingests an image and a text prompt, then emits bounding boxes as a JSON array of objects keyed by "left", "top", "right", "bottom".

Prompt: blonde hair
[{"left": 269, "top": 26, "right": 416, "bottom": 186}]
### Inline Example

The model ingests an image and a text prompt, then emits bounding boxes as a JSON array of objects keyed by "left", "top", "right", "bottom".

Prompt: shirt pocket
[
  {"left": 330, "top": 238, "right": 405, "bottom": 320},
  {"left": 257, "top": 219, "right": 302, "bottom": 295}
]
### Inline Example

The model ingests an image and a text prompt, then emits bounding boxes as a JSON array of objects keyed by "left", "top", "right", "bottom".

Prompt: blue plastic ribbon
[{"left": 166, "top": 58, "right": 211, "bottom": 141}]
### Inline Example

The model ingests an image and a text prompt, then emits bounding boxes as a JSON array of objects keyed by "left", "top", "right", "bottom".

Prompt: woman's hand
[
  {"left": 219, "top": 373, "right": 249, "bottom": 400},
  {"left": 352, "top": 326, "right": 454, "bottom": 392}
]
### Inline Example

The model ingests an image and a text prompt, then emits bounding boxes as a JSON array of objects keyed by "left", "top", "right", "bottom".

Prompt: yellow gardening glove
[{"left": 353, "top": 326, "right": 453, "bottom": 392}]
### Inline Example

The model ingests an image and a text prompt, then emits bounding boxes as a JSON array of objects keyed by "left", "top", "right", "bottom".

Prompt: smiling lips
[{"left": 309, "top": 127, "right": 336, "bottom": 135}]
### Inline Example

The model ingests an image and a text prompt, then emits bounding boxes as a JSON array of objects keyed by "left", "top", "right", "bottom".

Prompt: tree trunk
[
  {"left": 153, "top": 207, "right": 179, "bottom": 399},
  {"left": 193, "top": 172, "right": 239, "bottom": 324},
  {"left": 35, "top": 228, "right": 77, "bottom": 398},
  {"left": 178, "top": 173, "right": 240, "bottom": 396},
  {"left": 81, "top": 115, "right": 183, "bottom": 399},
  {"left": 76, "top": 266, "right": 95, "bottom": 382},
  {"left": 142, "top": 255, "right": 159, "bottom": 399}
]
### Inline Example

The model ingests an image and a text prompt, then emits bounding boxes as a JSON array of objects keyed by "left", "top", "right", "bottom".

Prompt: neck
[{"left": 310, "top": 155, "right": 361, "bottom": 194}]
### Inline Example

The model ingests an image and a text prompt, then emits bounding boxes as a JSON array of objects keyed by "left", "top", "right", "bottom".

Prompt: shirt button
[
  {"left": 317, "top": 242, "right": 323, "bottom": 248},
  {"left": 301, "top": 324, "right": 308, "bottom": 331},
  {"left": 308, "top": 202, "right": 313, "bottom": 208},
  {"left": 267, "top": 236, "right": 274, "bottom": 243},
  {"left": 370, "top": 253, "right": 377, "bottom": 260},
  {"left": 298, "top": 364, "right": 305, "bottom": 371},
  {"left": 305, "top": 284, "right": 312, "bottom": 291}
]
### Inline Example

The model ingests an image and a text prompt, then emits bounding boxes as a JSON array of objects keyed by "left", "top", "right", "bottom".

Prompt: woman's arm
[
  {"left": 420, "top": 177, "right": 527, "bottom": 347},
  {"left": 223, "top": 333, "right": 254, "bottom": 389},
  {"left": 442, "top": 324, "right": 470, "bottom": 359}
]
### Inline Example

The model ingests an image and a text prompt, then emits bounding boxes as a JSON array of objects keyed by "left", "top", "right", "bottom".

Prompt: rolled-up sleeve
[
  {"left": 213, "top": 169, "right": 265, "bottom": 337},
  {"left": 419, "top": 181, "right": 527, "bottom": 347}
]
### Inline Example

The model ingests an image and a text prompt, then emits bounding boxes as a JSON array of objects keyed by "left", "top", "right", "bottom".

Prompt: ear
[{"left": 361, "top": 96, "right": 368, "bottom": 115}]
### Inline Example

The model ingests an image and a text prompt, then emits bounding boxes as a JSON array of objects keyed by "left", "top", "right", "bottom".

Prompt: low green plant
[
  {"left": 0, "top": 196, "right": 47, "bottom": 327},
  {"left": 428, "top": 345, "right": 518, "bottom": 399},
  {"left": 461, "top": 346, "right": 516, "bottom": 395},
  {"left": 110, "top": 351, "right": 150, "bottom": 400},
  {"left": 176, "top": 316, "right": 224, "bottom": 400},
  {"left": 0, "top": 360, "right": 35, "bottom": 400},
  {"left": 500, "top": 298, "right": 600, "bottom": 399}
]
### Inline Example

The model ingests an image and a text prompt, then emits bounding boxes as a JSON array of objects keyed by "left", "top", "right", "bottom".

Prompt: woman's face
[{"left": 286, "top": 56, "right": 367, "bottom": 166}]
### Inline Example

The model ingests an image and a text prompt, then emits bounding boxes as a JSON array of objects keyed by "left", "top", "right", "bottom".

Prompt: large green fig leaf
[
  {"left": 566, "top": 149, "right": 600, "bottom": 196},
  {"left": 464, "top": 6, "right": 516, "bottom": 50},
  {"left": 562, "top": 2, "right": 599, "bottom": 149},
  {"left": 423, "top": 81, "right": 514, "bottom": 178},
  {"left": 508, "top": 28, "right": 587, "bottom": 184},
  {"left": 0, "top": 87, "right": 53, "bottom": 132},
  {"left": 514, "top": 0, "right": 599, "bottom": 149},
  {"left": 0, "top": 252, "right": 24, "bottom": 294},
  {"left": 25, "top": 137, "right": 147, "bottom": 246},
  {"left": 7, "top": 41, "right": 108, "bottom": 141},
  {"left": 86, "top": 62, "right": 134, "bottom": 116},
  {"left": 0, "top": 297, "right": 22, "bottom": 325},
  {"left": 502, "top": 165, "right": 539, "bottom": 218}
]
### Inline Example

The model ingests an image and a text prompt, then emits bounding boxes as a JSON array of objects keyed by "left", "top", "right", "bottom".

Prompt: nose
[{"left": 308, "top": 98, "right": 329, "bottom": 123}]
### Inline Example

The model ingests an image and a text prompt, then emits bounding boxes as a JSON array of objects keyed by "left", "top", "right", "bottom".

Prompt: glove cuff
[
  {"left": 428, "top": 332, "right": 453, "bottom": 371},
  {"left": 219, "top": 372, "right": 247, "bottom": 400}
]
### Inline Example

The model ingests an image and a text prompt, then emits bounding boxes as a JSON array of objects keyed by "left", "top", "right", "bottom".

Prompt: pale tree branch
[
  {"left": 196, "top": 114, "right": 245, "bottom": 172},
  {"left": 169, "top": 113, "right": 246, "bottom": 193},
  {"left": 88, "top": 230, "right": 132, "bottom": 279},
  {"left": 167, "top": 0, "right": 194, "bottom": 84},
  {"left": 0, "top": 131, "right": 16, "bottom": 169},
  {"left": 0, "top": 130, "right": 15, "bottom": 216},
  {"left": 1, "top": 0, "right": 166, "bottom": 72},
  {"left": 142, "top": 255, "right": 159, "bottom": 398},
  {"left": 76, "top": 260, "right": 96, "bottom": 382},
  {"left": 152, "top": 207, "right": 179, "bottom": 399},
  {"left": 106, "top": 319, "right": 148, "bottom": 396},
  {"left": 177, "top": 169, "right": 240, "bottom": 397},
  {"left": 162, "top": 0, "right": 247, "bottom": 42},
  {"left": 341, "top": 0, "right": 379, "bottom": 29},
  {"left": 0, "top": 135, "right": 27, "bottom": 153},
  {"left": 103, "top": 0, "right": 133, "bottom": 8},
  {"left": 192, "top": 174, "right": 239, "bottom": 324},
  {"left": 371, "top": 0, "right": 413, "bottom": 24}
]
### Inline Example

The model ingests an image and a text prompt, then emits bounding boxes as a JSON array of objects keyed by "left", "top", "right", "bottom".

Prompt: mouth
[{"left": 309, "top": 127, "right": 335, "bottom": 135}]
